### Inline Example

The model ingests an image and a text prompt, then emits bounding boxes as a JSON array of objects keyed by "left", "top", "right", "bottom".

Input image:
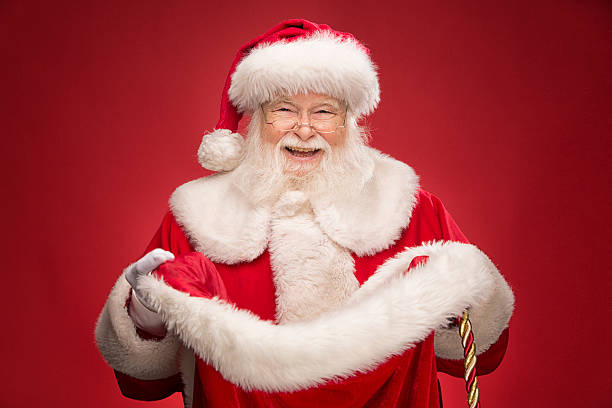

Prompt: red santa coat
[{"left": 96, "top": 151, "right": 514, "bottom": 408}]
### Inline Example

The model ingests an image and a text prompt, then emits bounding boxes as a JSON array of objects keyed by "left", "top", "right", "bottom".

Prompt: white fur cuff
[
  {"left": 197, "top": 129, "right": 244, "bottom": 172},
  {"left": 95, "top": 272, "right": 182, "bottom": 380},
  {"left": 434, "top": 260, "right": 514, "bottom": 360}
]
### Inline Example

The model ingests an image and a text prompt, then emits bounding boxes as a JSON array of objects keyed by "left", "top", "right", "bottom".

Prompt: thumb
[{"left": 125, "top": 249, "right": 175, "bottom": 288}]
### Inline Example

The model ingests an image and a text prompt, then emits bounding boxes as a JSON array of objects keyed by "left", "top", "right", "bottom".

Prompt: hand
[{"left": 125, "top": 248, "right": 175, "bottom": 311}]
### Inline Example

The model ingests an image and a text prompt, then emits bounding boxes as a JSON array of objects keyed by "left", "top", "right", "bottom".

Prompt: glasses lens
[
  {"left": 311, "top": 120, "right": 337, "bottom": 133},
  {"left": 272, "top": 120, "right": 297, "bottom": 131}
]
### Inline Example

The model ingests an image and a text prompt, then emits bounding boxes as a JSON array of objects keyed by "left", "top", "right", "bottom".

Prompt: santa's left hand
[{"left": 125, "top": 248, "right": 175, "bottom": 311}]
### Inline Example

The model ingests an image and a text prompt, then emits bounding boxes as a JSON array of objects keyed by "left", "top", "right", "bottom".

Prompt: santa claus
[{"left": 95, "top": 19, "right": 514, "bottom": 408}]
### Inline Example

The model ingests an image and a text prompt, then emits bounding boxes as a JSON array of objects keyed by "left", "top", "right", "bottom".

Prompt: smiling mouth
[{"left": 285, "top": 146, "right": 321, "bottom": 157}]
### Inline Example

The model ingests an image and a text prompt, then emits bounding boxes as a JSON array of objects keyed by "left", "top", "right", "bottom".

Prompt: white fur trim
[
  {"left": 228, "top": 32, "right": 380, "bottom": 117},
  {"left": 169, "top": 173, "right": 271, "bottom": 264},
  {"left": 169, "top": 149, "right": 418, "bottom": 263},
  {"left": 270, "top": 191, "right": 358, "bottom": 323},
  {"left": 138, "top": 241, "right": 496, "bottom": 392},
  {"left": 94, "top": 272, "right": 182, "bottom": 380},
  {"left": 197, "top": 129, "right": 244, "bottom": 172},
  {"left": 311, "top": 150, "right": 420, "bottom": 256},
  {"left": 434, "top": 262, "right": 514, "bottom": 359}
]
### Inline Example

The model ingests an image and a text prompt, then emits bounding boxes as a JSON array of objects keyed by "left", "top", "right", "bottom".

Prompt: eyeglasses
[{"left": 262, "top": 106, "right": 346, "bottom": 134}]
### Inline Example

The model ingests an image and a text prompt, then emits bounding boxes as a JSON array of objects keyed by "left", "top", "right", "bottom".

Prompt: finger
[
  {"left": 124, "top": 263, "right": 139, "bottom": 287},
  {"left": 152, "top": 251, "right": 175, "bottom": 265},
  {"left": 137, "top": 249, "right": 175, "bottom": 274},
  {"left": 148, "top": 248, "right": 175, "bottom": 265},
  {"left": 149, "top": 248, "right": 173, "bottom": 257}
]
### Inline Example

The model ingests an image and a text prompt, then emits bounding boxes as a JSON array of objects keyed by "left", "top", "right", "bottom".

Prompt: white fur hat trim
[
  {"left": 197, "top": 129, "right": 244, "bottom": 172},
  {"left": 228, "top": 32, "right": 380, "bottom": 117}
]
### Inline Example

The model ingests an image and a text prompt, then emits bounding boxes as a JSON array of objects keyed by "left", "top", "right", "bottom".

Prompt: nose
[{"left": 295, "top": 112, "right": 315, "bottom": 140}]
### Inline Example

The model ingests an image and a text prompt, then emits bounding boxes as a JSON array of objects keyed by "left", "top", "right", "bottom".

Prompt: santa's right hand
[{"left": 125, "top": 248, "right": 175, "bottom": 312}]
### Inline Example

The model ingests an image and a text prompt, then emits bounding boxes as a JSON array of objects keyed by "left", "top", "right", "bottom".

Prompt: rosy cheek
[
  {"left": 261, "top": 127, "right": 282, "bottom": 145},
  {"left": 325, "top": 133, "right": 342, "bottom": 147}
]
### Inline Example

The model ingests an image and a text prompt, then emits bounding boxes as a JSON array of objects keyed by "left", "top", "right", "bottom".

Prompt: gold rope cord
[{"left": 459, "top": 310, "right": 480, "bottom": 408}]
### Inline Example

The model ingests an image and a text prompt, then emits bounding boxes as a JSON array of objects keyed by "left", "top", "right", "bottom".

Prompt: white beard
[
  {"left": 231, "top": 111, "right": 374, "bottom": 206},
  {"left": 231, "top": 112, "right": 374, "bottom": 323}
]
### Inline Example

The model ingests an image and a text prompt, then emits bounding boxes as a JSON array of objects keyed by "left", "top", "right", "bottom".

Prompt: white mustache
[{"left": 278, "top": 134, "right": 331, "bottom": 153}]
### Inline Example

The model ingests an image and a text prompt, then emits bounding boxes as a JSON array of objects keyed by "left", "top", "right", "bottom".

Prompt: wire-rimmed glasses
[{"left": 262, "top": 106, "right": 346, "bottom": 134}]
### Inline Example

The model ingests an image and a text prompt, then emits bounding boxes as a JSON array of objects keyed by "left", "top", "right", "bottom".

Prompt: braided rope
[{"left": 459, "top": 310, "right": 480, "bottom": 408}]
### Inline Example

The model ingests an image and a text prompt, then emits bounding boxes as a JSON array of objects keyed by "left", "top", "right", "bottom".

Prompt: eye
[
  {"left": 271, "top": 106, "right": 298, "bottom": 115},
  {"left": 311, "top": 110, "right": 335, "bottom": 120}
]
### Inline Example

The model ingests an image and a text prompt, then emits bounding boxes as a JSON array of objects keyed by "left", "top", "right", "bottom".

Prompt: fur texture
[
  {"left": 343, "top": 241, "right": 514, "bottom": 359},
  {"left": 169, "top": 149, "right": 419, "bottom": 264},
  {"left": 310, "top": 149, "right": 419, "bottom": 256},
  {"left": 269, "top": 190, "right": 359, "bottom": 323},
  {"left": 169, "top": 173, "right": 271, "bottom": 264},
  {"left": 197, "top": 129, "right": 245, "bottom": 172},
  {"left": 94, "top": 272, "right": 183, "bottom": 380},
  {"left": 137, "top": 241, "right": 497, "bottom": 392},
  {"left": 434, "top": 266, "right": 515, "bottom": 359},
  {"left": 228, "top": 32, "right": 380, "bottom": 117}
]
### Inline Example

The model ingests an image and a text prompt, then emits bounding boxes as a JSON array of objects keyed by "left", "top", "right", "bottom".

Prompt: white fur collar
[
  {"left": 169, "top": 172, "right": 271, "bottom": 264},
  {"left": 169, "top": 148, "right": 419, "bottom": 264},
  {"left": 309, "top": 150, "right": 419, "bottom": 256}
]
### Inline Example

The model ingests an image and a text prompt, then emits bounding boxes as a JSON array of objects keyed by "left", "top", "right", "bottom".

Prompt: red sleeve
[
  {"left": 115, "top": 371, "right": 183, "bottom": 401},
  {"left": 428, "top": 193, "right": 510, "bottom": 377},
  {"left": 143, "top": 211, "right": 195, "bottom": 256},
  {"left": 436, "top": 329, "right": 509, "bottom": 377},
  {"left": 115, "top": 211, "right": 195, "bottom": 400}
]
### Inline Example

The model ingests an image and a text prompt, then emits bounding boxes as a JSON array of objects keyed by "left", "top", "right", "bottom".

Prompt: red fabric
[
  {"left": 114, "top": 189, "right": 509, "bottom": 407},
  {"left": 436, "top": 328, "right": 510, "bottom": 377},
  {"left": 408, "top": 255, "right": 429, "bottom": 271},
  {"left": 216, "top": 19, "right": 368, "bottom": 132},
  {"left": 152, "top": 252, "right": 230, "bottom": 302},
  {"left": 114, "top": 371, "right": 182, "bottom": 401},
  {"left": 150, "top": 252, "right": 441, "bottom": 408}
]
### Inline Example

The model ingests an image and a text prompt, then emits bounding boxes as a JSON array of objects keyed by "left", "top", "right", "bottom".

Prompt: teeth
[{"left": 287, "top": 147, "right": 317, "bottom": 152}]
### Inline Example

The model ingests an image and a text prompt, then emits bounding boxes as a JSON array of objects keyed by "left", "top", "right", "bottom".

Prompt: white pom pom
[{"left": 197, "top": 129, "right": 244, "bottom": 172}]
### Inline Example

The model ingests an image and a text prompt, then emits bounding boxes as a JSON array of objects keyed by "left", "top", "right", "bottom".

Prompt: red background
[{"left": 2, "top": 1, "right": 611, "bottom": 407}]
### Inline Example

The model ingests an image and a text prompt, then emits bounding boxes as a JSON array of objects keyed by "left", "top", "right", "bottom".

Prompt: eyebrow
[{"left": 269, "top": 99, "right": 342, "bottom": 110}]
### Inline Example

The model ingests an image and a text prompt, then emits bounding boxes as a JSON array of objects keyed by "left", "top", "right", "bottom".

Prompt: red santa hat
[{"left": 198, "top": 19, "right": 380, "bottom": 172}]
